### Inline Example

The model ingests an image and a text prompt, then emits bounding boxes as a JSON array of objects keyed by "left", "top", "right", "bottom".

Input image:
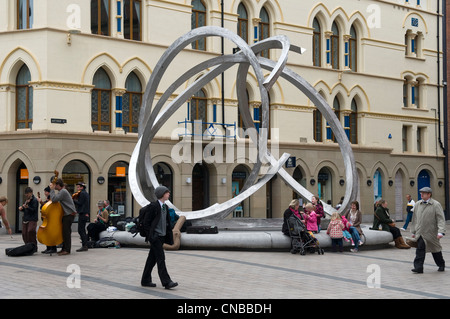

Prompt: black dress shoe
[
  {"left": 164, "top": 281, "right": 178, "bottom": 289},
  {"left": 438, "top": 266, "right": 445, "bottom": 272},
  {"left": 141, "top": 282, "right": 156, "bottom": 287},
  {"left": 411, "top": 268, "right": 423, "bottom": 274}
]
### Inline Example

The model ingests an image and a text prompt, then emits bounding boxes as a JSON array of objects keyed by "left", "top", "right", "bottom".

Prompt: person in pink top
[
  {"left": 327, "top": 212, "right": 345, "bottom": 252},
  {"left": 302, "top": 203, "right": 318, "bottom": 233}
]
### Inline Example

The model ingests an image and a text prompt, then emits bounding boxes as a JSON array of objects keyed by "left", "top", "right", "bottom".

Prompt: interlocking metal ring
[{"left": 129, "top": 26, "right": 358, "bottom": 220}]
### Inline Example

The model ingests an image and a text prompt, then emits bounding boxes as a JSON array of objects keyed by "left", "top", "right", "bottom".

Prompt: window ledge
[
  {"left": 402, "top": 106, "right": 428, "bottom": 112},
  {"left": 405, "top": 55, "right": 425, "bottom": 62}
]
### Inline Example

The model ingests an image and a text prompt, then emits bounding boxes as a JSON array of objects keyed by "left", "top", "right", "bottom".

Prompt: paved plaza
[{"left": 1, "top": 224, "right": 449, "bottom": 304}]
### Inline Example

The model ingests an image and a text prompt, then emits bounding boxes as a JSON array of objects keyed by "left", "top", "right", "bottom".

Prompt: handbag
[
  {"left": 405, "top": 238, "right": 418, "bottom": 248},
  {"left": 374, "top": 210, "right": 395, "bottom": 228}
]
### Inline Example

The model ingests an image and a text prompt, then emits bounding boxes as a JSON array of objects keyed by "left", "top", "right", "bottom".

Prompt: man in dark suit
[
  {"left": 74, "top": 182, "right": 90, "bottom": 252},
  {"left": 141, "top": 186, "right": 178, "bottom": 289}
]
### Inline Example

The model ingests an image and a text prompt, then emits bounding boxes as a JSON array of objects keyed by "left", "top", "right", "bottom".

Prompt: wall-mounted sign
[
  {"left": 116, "top": 167, "right": 126, "bottom": 177},
  {"left": 51, "top": 118, "right": 67, "bottom": 124},
  {"left": 285, "top": 157, "right": 296, "bottom": 168},
  {"left": 20, "top": 169, "right": 29, "bottom": 179}
]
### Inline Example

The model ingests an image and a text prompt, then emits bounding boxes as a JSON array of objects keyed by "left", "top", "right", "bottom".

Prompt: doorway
[{"left": 192, "top": 163, "right": 209, "bottom": 211}]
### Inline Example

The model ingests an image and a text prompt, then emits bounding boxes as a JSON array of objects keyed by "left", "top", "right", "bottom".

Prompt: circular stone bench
[{"left": 100, "top": 224, "right": 393, "bottom": 251}]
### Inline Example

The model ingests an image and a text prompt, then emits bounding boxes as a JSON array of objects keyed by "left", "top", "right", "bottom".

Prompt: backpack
[{"left": 130, "top": 205, "right": 150, "bottom": 238}]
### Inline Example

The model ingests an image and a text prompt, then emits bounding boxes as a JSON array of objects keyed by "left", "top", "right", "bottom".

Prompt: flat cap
[{"left": 419, "top": 186, "right": 432, "bottom": 193}]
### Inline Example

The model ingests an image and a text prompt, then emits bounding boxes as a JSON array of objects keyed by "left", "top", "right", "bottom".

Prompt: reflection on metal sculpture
[{"left": 129, "top": 26, "right": 358, "bottom": 220}]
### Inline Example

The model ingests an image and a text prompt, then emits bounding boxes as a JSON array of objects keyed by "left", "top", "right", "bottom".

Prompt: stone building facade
[{"left": 0, "top": 0, "right": 446, "bottom": 232}]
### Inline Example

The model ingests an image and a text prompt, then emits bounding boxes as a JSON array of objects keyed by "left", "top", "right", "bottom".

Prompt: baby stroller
[{"left": 287, "top": 214, "right": 324, "bottom": 255}]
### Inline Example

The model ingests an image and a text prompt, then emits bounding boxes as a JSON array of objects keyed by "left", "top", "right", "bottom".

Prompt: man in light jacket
[{"left": 410, "top": 187, "right": 446, "bottom": 273}]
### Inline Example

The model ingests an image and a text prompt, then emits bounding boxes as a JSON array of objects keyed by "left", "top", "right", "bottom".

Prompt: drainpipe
[
  {"left": 441, "top": 0, "right": 449, "bottom": 219},
  {"left": 437, "top": 0, "right": 444, "bottom": 152},
  {"left": 221, "top": 0, "right": 226, "bottom": 130}
]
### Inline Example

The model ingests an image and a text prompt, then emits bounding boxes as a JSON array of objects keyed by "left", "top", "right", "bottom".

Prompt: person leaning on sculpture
[
  {"left": 410, "top": 187, "right": 446, "bottom": 274},
  {"left": 371, "top": 199, "right": 410, "bottom": 249}
]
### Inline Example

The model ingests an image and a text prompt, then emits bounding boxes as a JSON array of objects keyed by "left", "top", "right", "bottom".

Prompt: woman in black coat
[{"left": 282, "top": 199, "right": 303, "bottom": 235}]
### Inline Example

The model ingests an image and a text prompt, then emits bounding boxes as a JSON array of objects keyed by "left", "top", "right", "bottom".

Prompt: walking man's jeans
[{"left": 402, "top": 212, "right": 413, "bottom": 229}]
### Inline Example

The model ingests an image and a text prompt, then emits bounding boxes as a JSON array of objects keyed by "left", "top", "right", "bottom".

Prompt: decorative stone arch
[
  {"left": 348, "top": 12, "right": 370, "bottom": 39},
  {"left": 392, "top": 162, "right": 412, "bottom": 181},
  {"left": 55, "top": 151, "right": 99, "bottom": 176},
  {"left": 329, "top": 9, "right": 348, "bottom": 34},
  {"left": 348, "top": 85, "right": 370, "bottom": 112},
  {"left": 307, "top": 3, "right": 332, "bottom": 31},
  {"left": 370, "top": 161, "right": 389, "bottom": 181},
  {"left": 256, "top": 0, "right": 283, "bottom": 24},
  {"left": 120, "top": 57, "right": 152, "bottom": 90},
  {"left": 102, "top": 153, "right": 132, "bottom": 174},
  {"left": 81, "top": 52, "right": 121, "bottom": 88},
  {"left": 0, "top": 47, "right": 42, "bottom": 84},
  {"left": 1, "top": 150, "right": 36, "bottom": 175}
]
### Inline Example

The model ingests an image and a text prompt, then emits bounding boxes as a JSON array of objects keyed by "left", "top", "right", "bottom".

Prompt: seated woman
[
  {"left": 372, "top": 199, "right": 409, "bottom": 249},
  {"left": 282, "top": 199, "right": 303, "bottom": 236},
  {"left": 87, "top": 200, "right": 109, "bottom": 241},
  {"left": 343, "top": 200, "right": 364, "bottom": 252}
]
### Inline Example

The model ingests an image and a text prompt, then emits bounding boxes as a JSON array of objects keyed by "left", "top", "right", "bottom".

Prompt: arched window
[
  {"left": 332, "top": 97, "right": 340, "bottom": 142},
  {"left": 318, "top": 167, "right": 332, "bottom": 204},
  {"left": 237, "top": 89, "right": 250, "bottom": 137},
  {"left": 124, "top": 0, "right": 142, "bottom": 41},
  {"left": 91, "top": 0, "right": 110, "bottom": 35},
  {"left": 16, "top": 65, "right": 33, "bottom": 130},
  {"left": 191, "top": 89, "right": 207, "bottom": 134},
  {"left": 259, "top": 7, "right": 270, "bottom": 58},
  {"left": 91, "top": 68, "right": 112, "bottom": 132},
  {"left": 312, "top": 18, "right": 321, "bottom": 67},
  {"left": 331, "top": 22, "right": 339, "bottom": 69},
  {"left": 237, "top": 3, "right": 248, "bottom": 43},
  {"left": 349, "top": 98, "right": 358, "bottom": 144},
  {"left": 373, "top": 169, "right": 383, "bottom": 202},
  {"left": 123, "top": 72, "right": 142, "bottom": 133},
  {"left": 349, "top": 25, "right": 357, "bottom": 71},
  {"left": 191, "top": 0, "right": 206, "bottom": 50},
  {"left": 313, "top": 109, "right": 322, "bottom": 142}
]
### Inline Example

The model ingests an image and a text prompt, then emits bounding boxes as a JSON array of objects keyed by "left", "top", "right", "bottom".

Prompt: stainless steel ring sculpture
[{"left": 129, "top": 26, "right": 358, "bottom": 220}]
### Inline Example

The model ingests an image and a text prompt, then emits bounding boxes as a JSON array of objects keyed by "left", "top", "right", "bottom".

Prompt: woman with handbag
[{"left": 372, "top": 199, "right": 410, "bottom": 249}]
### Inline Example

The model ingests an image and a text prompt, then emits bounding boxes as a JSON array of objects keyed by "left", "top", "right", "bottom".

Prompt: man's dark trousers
[
  {"left": 141, "top": 236, "right": 171, "bottom": 286},
  {"left": 78, "top": 215, "right": 89, "bottom": 247},
  {"left": 414, "top": 236, "right": 445, "bottom": 270}
]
